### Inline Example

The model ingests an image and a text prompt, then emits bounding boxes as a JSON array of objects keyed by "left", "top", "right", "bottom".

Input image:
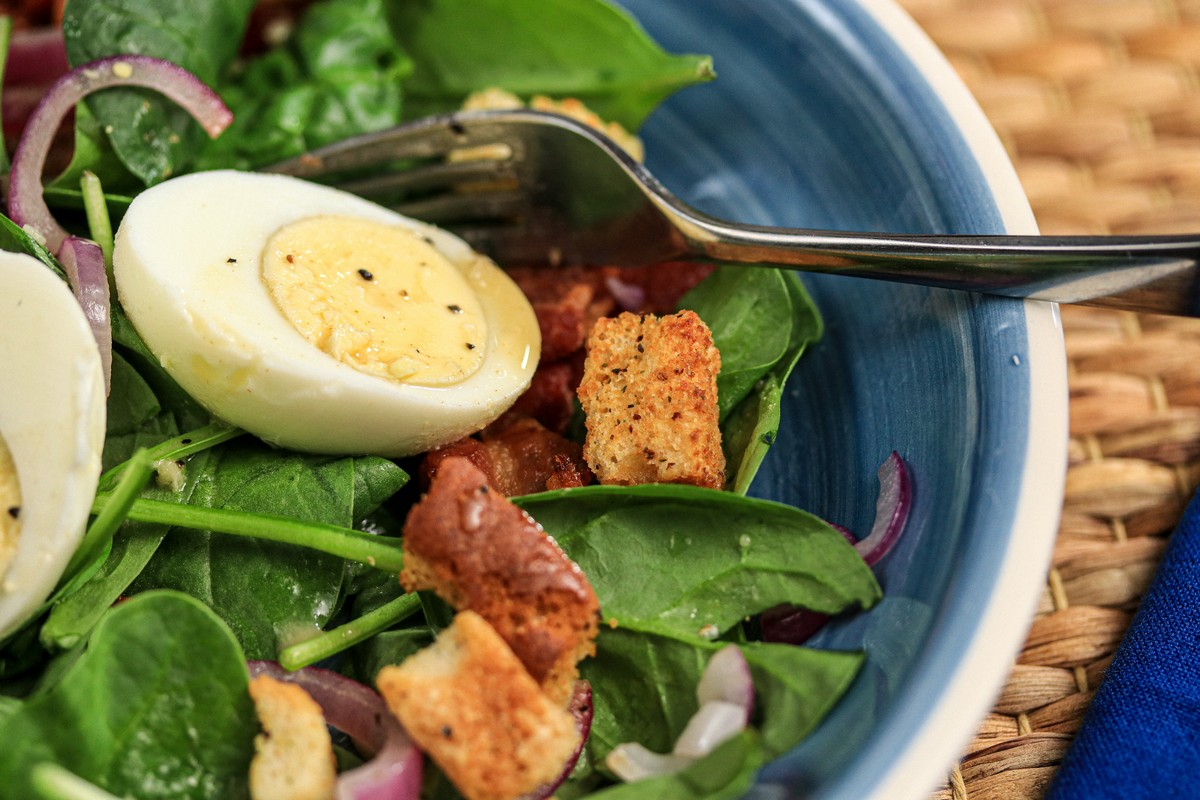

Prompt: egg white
[
  {"left": 0, "top": 251, "right": 106, "bottom": 638},
  {"left": 112, "top": 170, "right": 541, "bottom": 458}
]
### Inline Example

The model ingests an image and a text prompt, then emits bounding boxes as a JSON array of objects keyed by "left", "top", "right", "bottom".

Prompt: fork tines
[{"left": 264, "top": 113, "right": 528, "bottom": 226}]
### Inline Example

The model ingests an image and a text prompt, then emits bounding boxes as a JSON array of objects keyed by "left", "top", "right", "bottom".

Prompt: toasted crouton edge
[
  {"left": 376, "top": 610, "right": 580, "bottom": 800},
  {"left": 247, "top": 674, "right": 337, "bottom": 800}
]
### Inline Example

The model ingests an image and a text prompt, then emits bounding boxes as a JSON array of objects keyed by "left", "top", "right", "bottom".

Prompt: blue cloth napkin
[{"left": 1046, "top": 488, "right": 1200, "bottom": 799}]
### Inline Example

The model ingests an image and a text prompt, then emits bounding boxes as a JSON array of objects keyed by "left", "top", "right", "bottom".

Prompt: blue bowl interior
[{"left": 617, "top": 1, "right": 1035, "bottom": 797}]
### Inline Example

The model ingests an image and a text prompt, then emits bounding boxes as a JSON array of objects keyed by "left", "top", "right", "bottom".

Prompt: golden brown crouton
[
  {"left": 376, "top": 611, "right": 580, "bottom": 800},
  {"left": 247, "top": 675, "right": 336, "bottom": 800},
  {"left": 577, "top": 310, "right": 724, "bottom": 489},
  {"left": 401, "top": 456, "right": 599, "bottom": 705}
]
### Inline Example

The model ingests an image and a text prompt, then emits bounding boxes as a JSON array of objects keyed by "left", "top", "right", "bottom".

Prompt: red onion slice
[
  {"left": 606, "top": 645, "right": 754, "bottom": 781},
  {"left": 854, "top": 451, "right": 912, "bottom": 567},
  {"left": 695, "top": 645, "right": 754, "bottom": 724},
  {"left": 7, "top": 54, "right": 231, "bottom": 396},
  {"left": 672, "top": 700, "right": 746, "bottom": 759},
  {"left": 58, "top": 236, "right": 112, "bottom": 390},
  {"left": 603, "top": 274, "right": 646, "bottom": 312},
  {"left": 606, "top": 742, "right": 693, "bottom": 782},
  {"left": 247, "top": 661, "right": 423, "bottom": 800},
  {"left": 8, "top": 54, "right": 232, "bottom": 255},
  {"left": 760, "top": 604, "right": 830, "bottom": 645},
  {"left": 520, "top": 681, "right": 594, "bottom": 800}
]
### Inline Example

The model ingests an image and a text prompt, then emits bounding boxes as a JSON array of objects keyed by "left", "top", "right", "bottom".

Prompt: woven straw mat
[{"left": 886, "top": 0, "right": 1200, "bottom": 797}]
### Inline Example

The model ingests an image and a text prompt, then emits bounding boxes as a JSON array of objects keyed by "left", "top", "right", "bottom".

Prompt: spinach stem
[
  {"left": 62, "top": 450, "right": 155, "bottom": 589},
  {"left": 279, "top": 592, "right": 422, "bottom": 670},
  {"left": 80, "top": 171, "right": 114, "bottom": 283},
  {"left": 98, "top": 421, "right": 243, "bottom": 491},
  {"left": 91, "top": 495, "right": 405, "bottom": 572},
  {"left": 30, "top": 763, "right": 122, "bottom": 800}
]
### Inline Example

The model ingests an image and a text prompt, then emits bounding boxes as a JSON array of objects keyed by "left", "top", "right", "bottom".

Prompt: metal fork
[{"left": 265, "top": 109, "right": 1200, "bottom": 317}]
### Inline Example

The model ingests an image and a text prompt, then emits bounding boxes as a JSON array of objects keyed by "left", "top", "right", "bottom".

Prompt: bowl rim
[{"left": 846, "top": 1, "right": 1068, "bottom": 797}]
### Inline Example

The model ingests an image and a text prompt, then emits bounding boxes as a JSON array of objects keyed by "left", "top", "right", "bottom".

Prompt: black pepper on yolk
[{"left": 262, "top": 215, "right": 488, "bottom": 387}]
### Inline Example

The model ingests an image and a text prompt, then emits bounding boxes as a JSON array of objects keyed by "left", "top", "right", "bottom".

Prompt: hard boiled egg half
[
  {"left": 0, "top": 251, "right": 106, "bottom": 638},
  {"left": 112, "top": 170, "right": 541, "bottom": 457}
]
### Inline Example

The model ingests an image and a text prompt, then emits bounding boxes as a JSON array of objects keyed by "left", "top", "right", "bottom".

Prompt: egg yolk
[
  {"left": 262, "top": 216, "right": 489, "bottom": 387},
  {"left": 0, "top": 433, "right": 21, "bottom": 576}
]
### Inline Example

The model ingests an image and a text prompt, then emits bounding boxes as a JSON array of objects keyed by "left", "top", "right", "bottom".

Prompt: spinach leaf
[
  {"left": 111, "top": 304, "right": 212, "bottom": 431},
  {"left": 45, "top": 101, "right": 142, "bottom": 197},
  {"left": 198, "top": 0, "right": 412, "bottom": 170},
  {"left": 516, "top": 483, "right": 873, "bottom": 793},
  {"left": 585, "top": 730, "right": 764, "bottom": 800},
  {"left": 388, "top": 0, "right": 714, "bottom": 128},
  {"left": 0, "top": 695, "right": 19, "bottom": 725},
  {"left": 129, "top": 441, "right": 407, "bottom": 659},
  {"left": 61, "top": 0, "right": 255, "bottom": 185},
  {"left": 517, "top": 484, "right": 879, "bottom": 640},
  {"left": 741, "top": 642, "right": 864, "bottom": 758},
  {"left": 582, "top": 626, "right": 710, "bottom": 756},
  {"left": 40, "top": 352, "right": 200, "bottom": 651},
  {"left": 681, "top": 266, "right": 795, "bottom": 421},
  {"left": 0, "top": 214, "right": 66, "bottom": 280},
  {"left": 721, "top": 372, "right": 784, "bottom": 495},
  {"left": 0, "top": 591, "right": 257, "bottom": 800},
  {"left": 702, "top": 271, "right": 823, "bottom": 493},
  {"left": 100, "top": 350, "right": 180, "bottom": 469},
  {"left": 577, "top": 629, "right": 862, "bottom": 795}
]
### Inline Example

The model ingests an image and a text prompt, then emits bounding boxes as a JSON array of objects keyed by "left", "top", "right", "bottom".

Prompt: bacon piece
[
  {"left": 605, "top": 262, "right": 716, "bottom": 314},
  {"left": 506, "top": 359, "right": 581, "bottom": 434},
  {"left": 422, "top": 416, "right": 593, "bottom": 496},
  {"left": 400, "top": 457, "right": 600, "bottom": 705}
]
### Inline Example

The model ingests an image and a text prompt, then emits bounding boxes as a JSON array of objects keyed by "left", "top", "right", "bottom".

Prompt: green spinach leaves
[
  {"left": 516, "top": 485, "right": 878, "bottom": 792},
  {"left": 681, "top": 267, "right": 823, "bottom": 492},
  {"left": 58, "top": 0, "right": 713, "bottom": 185},
  {"left": 0, "top": 592, "right": 258, "bottom": 800}
]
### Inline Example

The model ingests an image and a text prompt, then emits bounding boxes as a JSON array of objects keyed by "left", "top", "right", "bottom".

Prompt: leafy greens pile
[{"left": 0, "top": 1, "right": 882, "bottom": 798}]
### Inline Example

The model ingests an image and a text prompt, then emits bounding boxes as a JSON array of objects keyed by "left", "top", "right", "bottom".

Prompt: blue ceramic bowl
[{"left": 617, "top": 1, "right": 1068, "bottom": 797}]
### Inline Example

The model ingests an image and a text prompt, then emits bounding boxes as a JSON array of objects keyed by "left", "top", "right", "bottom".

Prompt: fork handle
[{"left": 685, "top": 218, "right": 1200, "bottom": 316}]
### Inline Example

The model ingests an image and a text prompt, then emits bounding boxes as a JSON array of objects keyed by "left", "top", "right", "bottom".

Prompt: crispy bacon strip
[{"left": 422, "top": 416, "right": 593, "bottom": 496}]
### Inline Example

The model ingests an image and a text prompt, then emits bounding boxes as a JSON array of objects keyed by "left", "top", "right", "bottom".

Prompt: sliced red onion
[
  {"left": 672, "top": 701, "right": 746, "bottom": 759},
  {"left": 695, "top": 644, "right": 753, "bottom": 724},
  {"left": 605, "top": 742, "right": 693, "bottom": 783},
  {"left": 9, "top": 54, "right": 233, "bottom": 255},
  {"left": 58, "top": 236, "right": 112, "bottom": 390},
  {"left": 247, "top": 661, "right": 423, "bottom": 800},
  {"left": 605, "top": 645, "right": 753, "bottom": 782},
  {"left": 830, "top": 521, "right": 856, "bottom": 545},
  {"left": 520, "top": 681, "right": 594, "bottom": 800},
  {"left": 760, "top": 604, "right": 830, "bottom": 645},
  {"left": 854, "top": 451, "right": 912, "bottom": 567},
  {"left": 7, "top": 54, "right": 231, "bottom": 396},
  {"left": 604, "top": 274, "right": 646, "bottom": 311}
]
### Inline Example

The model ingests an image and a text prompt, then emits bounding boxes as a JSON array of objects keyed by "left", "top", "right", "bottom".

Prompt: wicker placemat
[{"left": 888, "top": 0, "right": 1200, "bottom": 797}]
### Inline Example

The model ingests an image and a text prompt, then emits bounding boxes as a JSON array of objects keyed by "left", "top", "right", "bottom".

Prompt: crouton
[
  {"left": 577, "top": 310, "right": 724, "bottom": 489},
  {"left": 247, "top": 675, "right": 336, "bottom": 800},
  {"left": 401, "top": 456, "right": 599, "bottom": 705},
  {"left": 376, "top": 610, "right": 580, "bottom": 800}
]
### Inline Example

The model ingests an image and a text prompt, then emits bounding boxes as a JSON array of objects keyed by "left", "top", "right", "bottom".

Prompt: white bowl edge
[{"left": 854, "top": 1, "right": 1069, "bottom": 798}]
